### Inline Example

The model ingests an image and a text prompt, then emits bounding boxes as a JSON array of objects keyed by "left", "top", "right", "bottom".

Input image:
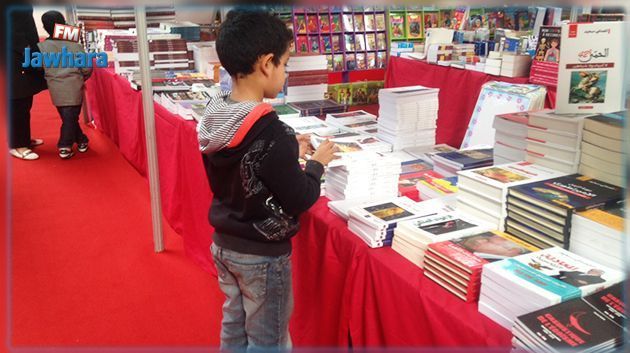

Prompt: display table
[
  {"left": 85, "top": 68, "right": 512, "bottom": 348},
  {"left": 385, "top": 56, "right": 555, "bottom": 148}
]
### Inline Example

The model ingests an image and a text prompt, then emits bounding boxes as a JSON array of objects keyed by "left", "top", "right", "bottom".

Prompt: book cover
[
  {"left": 375, "top": 13, "right": 386, "bottom": 31},
  {"left": 344, "top": 34, "right": 355, "bottom": 51},
  {"left": 319, "top": 14, "right": 330, "bottom": 32},
  {"left": 556, "top": 22, "right": 627, "bottom": 114},
  {"left": 320, "top": 36, "right": 332, "bottom": 53},
  {"left": 534, "top": 26, "right": 561, "bottom": 63},
  {"left": 295, "top": 15, "right": 307, "bottom": 34},
  {"left": 390, "top": 14, "right": 405, "bottom": 39},
  {"left": 583, "top": 111, "right": 625, "bottom": 139},
  {"left": 364, "top": 14, "right": 375, "bottom": 31},
  {"left": 353, "top": 14, "right": 365, "bottom": 31},
  {"left": 424, "top": 12, "right": 439, "bottom": 32},
  {"left": 332, "top": 54, "right": 344, "bottom": 72},
  {"left": 332, "top": 34, "right": 342, "bottom": 52},
  {"left": 308, "top": 36, "right": 320, "bottom": 53},
  {"left": 406, "top": 13, "right": 423, "bottom": 39},
  {"left": 417, "top": 174, "right": 458, "bottom": 196},
  {"left": 461, "top": 162, "right": 563, "bottom": 191},
  {"left": 439, "top": 9, "right": 454, "bottom": 28},
  {"left": 414, "top": 215, "right": 479, "bottom": 237},
  {"left": 582, "top": 281, "right": 625, "bottom": 328},
  {"left": 400, "top": 159, "right": 433, "bottom": 175},
  {"left": 296, "top": 36, "right": 309, "bottom": 54},
  {"left": 576, "top": 204, "right": 624, "bottom": 232},
  {"left": 434, "top": 148, "right": 494, "bottom": 168},
  {"left": 331, "top": 14, "right": 342, "bottom": 32},
  {"left": 355, "top": 34, "right": 366, "bottom": 51},
  {"left": 489, "top": 247, "right": 624, "bottom": 303},
  {"left": 376, "top": 33, "right": 388, "bottom": 50},
  {"left": 349, "top": 197, "right": 421, "bottom": 230},
  {"left": 451, "top": 230, "right": 538, "bottom": 262},
  {"left": 355, "top": 53, "right": 367, "bottom": 70},
  {"left": 509, "top": 174, "right": 623, "bottom": 213},
  {"left": 342, "top": 14, "right": 354, "bottom": 32},
  {"left": 307, "top": 15, "right": 319, "bottom": 33},
  {"left": 365, "top": 33, "right": 376, "bottom": 51},
  {"left": 376, "top": 52, "right": 387, "bottom": 69},
  {"left": 345, "top": 53, "right": 357, "bottom": 71}
]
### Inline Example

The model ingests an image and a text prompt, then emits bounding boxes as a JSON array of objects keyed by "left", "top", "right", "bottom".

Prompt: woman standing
[{"left": 9, "top": 5, "right": 47, "bottom": 160}]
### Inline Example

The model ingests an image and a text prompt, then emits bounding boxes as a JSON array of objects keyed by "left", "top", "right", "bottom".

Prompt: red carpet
[{"left": 10, "top": 92, "right": 223, "bottom": 346}]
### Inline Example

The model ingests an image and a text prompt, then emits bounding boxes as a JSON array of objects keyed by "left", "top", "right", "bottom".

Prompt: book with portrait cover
[
  {"left": 556, "top": 21, "right": 627, "bottom": 114},
  {"left": 390, "top": 14, "right": 405, "bottom": 39},
  {"left": 484, "top": 247, "right": 624, "bottom": 306},
  {"left": 514, "top": 281, "right": 625, "bottom": 353},
  {"left": 347, "top": 196, "right": 424, "bottom": 231}
]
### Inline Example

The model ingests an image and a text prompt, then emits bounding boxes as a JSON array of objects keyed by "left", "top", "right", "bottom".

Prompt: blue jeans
[{"left": 211, "top": 243, "right": 293, "bottom": 351}]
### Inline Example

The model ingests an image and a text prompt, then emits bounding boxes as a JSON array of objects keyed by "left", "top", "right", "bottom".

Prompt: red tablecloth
[
  {"left": 85, "top": 68, "right": 512, "bottom": 348},
  {"left": 385, "top": 56, "right": 555, "bottom": 148}
]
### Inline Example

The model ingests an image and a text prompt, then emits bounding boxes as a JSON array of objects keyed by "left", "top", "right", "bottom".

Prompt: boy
[
  {"left": 197, "top": 9, "right": 337, "bottom": 349},
  {"left": 38, "top": 11, "right": 91, "bottom": 159}
]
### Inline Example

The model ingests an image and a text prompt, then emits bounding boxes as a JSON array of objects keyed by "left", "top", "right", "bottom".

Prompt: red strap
[{"left": 227, "top": 103, "right": 274, "bottom": 149}]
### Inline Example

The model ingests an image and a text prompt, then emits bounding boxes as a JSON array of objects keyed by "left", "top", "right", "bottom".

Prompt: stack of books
[
  {"left": 500, "top": 53, "right": 532, "bottom": 78},
  {"left": 525, "top": 109, "right": 594, "bottom": 174},
  {"left": 397, "top": 158, "right": 435, "bottom": 197},
  {"left": 324, "top": 151, "right": 401, "bottom": 203},
  {"left": 161, "top": 91, "right": 212, "bottom": 114},
  {"left": 506, "top": 174, "right": 624, "bottom": 249},
  {"left": 273, "top": 104, "right": 300, "bottom": 119},
  {"left": 529, "top": 26, "right": 561, "bottom": 87},
  {"left": 456, "top": 162, "right": 565, "bottom": 230},
  {"left": 452, "top": 43, "right": 476, "bottom": 63},
  {"left": 416, "top": 173, "right": 458, "bottom": 200},
  {"left": 480, "top": 247, "right": 624, "bottom": 330},
  {"left": 492, "top": 112, "right": 529, "bottom": 164},
  {"left": 191, "top": 42, "right": 220, "bottom": 76},
  {"left": 393, "top": 205, "right": 492, "bottom": 268},
  {"left": 75, "top": 6, "right": 176, "bottom": 30},
  {"left": 513, "top": 281, "right": 626, "bottom": 353},
  {"left": 578, "top": 111, "right": 626, "bottom": 187},
  {"left": 347, "top": 197, "right": 426, "bottom": 248},
  {"left": 160, "top": 21, "right": 201, "bottom": 42},
  {"left": 311, "top": 132, "right": 392, "bottom": 164},
  {"left": 426, "top": 44, "right": 453, "bottom": 64},
  {"left": 431, "top": 148, "right": 493, "bottom": 177},
  {"left": 113, "top": 39, "right": 192, "bottom": 74},
  {"left": 325, "top": 110, "right": 378, "bottom": 135},
  {"left": 285, "top": 55, "right": 329, "bottom": 103},
  {"left": 377, "top": 86, "right": 440, "bottom": 150},
  {"left": 288, "top": 99, "right": 347, "bottom": 118},
  {"left": 570, "top": 204, "right": 625, "bottom": 271},
  {"left": 424, "top": 231, "right": 538, "bottom": 302},
  {"left": 130, "top": 73, "right": 215, "bottom": 92},
  {"left": 484, "top": 51, "right": 502, "bottom": 76}
]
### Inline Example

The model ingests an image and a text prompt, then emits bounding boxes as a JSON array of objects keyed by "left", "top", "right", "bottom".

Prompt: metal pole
[
  {"left": 135, "top": 6, "right": 165, "bottom": 253},
  {"left": 623, "top": 14, "right": 630, "bottom": 351}
]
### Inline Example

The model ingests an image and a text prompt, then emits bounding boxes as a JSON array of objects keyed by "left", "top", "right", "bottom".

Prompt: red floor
[{"left": 9, "top": 92, "right": 223, "bottom": 346}]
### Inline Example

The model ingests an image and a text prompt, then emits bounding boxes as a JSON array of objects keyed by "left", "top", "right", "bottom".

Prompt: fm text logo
[{"left": 53, "top": 24, "right": 80, "bottom": 42}]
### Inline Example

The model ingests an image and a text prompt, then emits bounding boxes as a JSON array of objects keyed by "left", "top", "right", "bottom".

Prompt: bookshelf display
[{"left": 270, "top": 5, "right": 389, "bottom": 72}]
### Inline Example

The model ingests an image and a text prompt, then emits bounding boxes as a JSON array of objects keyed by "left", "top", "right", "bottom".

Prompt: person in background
[
  {"left": 197, "top": 8, "right": 338, "bottom": 350},
  {"left": 38, "top": 10, "right": 91, "bottom": 159},
  {"left": 9, "top": 5, "right": 47, "bottom": 160}
]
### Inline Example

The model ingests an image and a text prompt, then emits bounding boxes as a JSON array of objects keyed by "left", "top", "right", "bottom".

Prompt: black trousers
[
  {"left": 9, "top": 96, "right": 34, "bottom": 149},
  {"left": 57, "top": 105, "right": 88, "bottom": 149}
]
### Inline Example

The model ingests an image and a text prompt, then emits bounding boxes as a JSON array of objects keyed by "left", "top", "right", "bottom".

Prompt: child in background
[
  {"left": 197, "top": 8, "right": 337, "bottom": 350},
  {"left": 38, "top": 11, "right": 91, "bottom": 159}
]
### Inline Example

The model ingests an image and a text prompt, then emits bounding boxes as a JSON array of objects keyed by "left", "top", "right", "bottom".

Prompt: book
[
  {"left": 432, "top": 148, "right": 493, "bottom": 177},
  {"left": 513, "top": 281, "right": 626, "bottom": 353},
  {"left": 583, "top": 111, "right": 625, "bottom": 141},
  {"left": 348, "top": 196, "right": 424, "bottom": 231},
  {"left": 390, "top": 14, "right": 405, "bottom": 39},
  {"left": 425, "top": 230, "right": 538, "bottom": 302},
  {"left": 482, "top": 247, "right": 624, "bottom": 328},
  {"left": 406, "top": 13, "right": 423, "bottom": 39},
  {"left": 375, "top": 13, "right": 386, "bottom": 31},
  {"left": 416, "top": 174, "right": 458, "bottom": 200},
  {"left": 533, "top": 26, "right": 561, "bottom": 63},
  {"left": 556, "top": 22, "right": 627, "bottom": 114}
]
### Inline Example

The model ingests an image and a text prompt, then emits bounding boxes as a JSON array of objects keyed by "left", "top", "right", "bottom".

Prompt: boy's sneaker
[
  {"left": 78, "top": 142, "right": 89, "bottom": 153},
  {"left": 59, "top": 148, "right": 74, "bottom": 159}
]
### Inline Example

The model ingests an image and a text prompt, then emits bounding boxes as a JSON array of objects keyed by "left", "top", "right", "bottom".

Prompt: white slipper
[{"left": 9, "top": 148, "right": 39, "bottom": 160}]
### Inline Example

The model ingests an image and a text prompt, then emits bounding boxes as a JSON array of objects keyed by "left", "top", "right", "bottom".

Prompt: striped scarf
[{"left": 197, "top": 90, "right": 262, "bottom": 153}]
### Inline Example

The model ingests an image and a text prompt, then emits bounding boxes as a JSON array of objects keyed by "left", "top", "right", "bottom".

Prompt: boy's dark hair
[
  {"left": 216, "top": 8, "right": 293, "bottom": 77},
  {"left": 41, "top": 10, "right": 66, "bottom": 37}
]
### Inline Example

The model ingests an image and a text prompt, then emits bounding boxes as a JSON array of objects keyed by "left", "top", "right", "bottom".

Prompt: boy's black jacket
[{"left": 200, "top": 93, "right": 324, "bottom": 256}]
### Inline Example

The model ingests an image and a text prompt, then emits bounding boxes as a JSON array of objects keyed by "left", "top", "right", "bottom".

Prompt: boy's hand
[
  {"left": 311, "top": 139, "right": 339, "bottom": 167},
  {"left": 296, "top": 134, "right": 313, "bottom": 159}
]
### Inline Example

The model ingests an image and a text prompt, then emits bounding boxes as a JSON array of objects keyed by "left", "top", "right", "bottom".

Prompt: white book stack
[
  {"left": 393, "top": 202, "right": 493, "bottom": 268},
  {"left": 285, "top": 55, "right": 328, "bottom": 103},
  {"left": 484, "top": 51, "right": 502, "bottom": 76},
  {"left": 570, "top": 204, "right": 625, "bottom": 272},
  {"left": 479, "top": 247, "right": 624, "bottom": 330},
  {"left": 191, "top": 42, "right": 219, "bottom": 75},
  {"left": 324, "top": 151, "right": 401, "bottom": 204},
  {"left": 500, "top": 53, "right": 532, "bottom": 78},
  {"left": 377, "top": 86, "right": 440, "bottom": 151},
  {"left": 403, "top": 144, "right": 457, "bottom": 165},
  {"left": 452, "top": 43, "right": 475, "bottom": 62},
  {"left": 492, "top": 112, "right": 529, "bottom": 164},
  {"left": 347, "top": 197, "right": 427, "bottom": 248},
  {"left": 578, "top": 111, "right": 626, "bottom": 187},
  {"left": 456, "top": 161, "right": 565, "bottom": 230},
  {"left": 525, "top": 109, "right": 595, "bottom": 174}
]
